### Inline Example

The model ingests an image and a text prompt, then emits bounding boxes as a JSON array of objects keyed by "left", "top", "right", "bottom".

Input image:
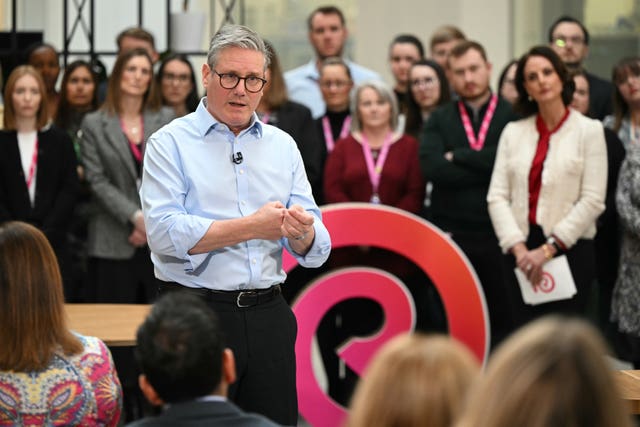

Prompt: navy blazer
[
  {"left": 125, "top": 399, "right": 281, "bottom": 427},
  {"left": 0, "top": 125, "right": 78, "bottom": 248}
]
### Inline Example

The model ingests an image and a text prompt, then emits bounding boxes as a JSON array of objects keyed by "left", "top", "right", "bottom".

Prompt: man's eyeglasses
[
  {"left": 212, "top": 70, "right": 267, "bottom": 93},
  {"left": 411, "top": 77, "right": 438, "bottom": 88},
  {"left": 319, "top": 80, "right": 351, "bottom": 89},
  {"left": 163, "top": 73, "right": 191, "bottom": 84},
  {"left": 553, "top": 36, "right": 585, "bottom": 48}
]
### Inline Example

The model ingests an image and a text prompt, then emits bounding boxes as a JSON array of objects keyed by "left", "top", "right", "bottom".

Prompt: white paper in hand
[{"left": 514, "top": 255, "right": 576, "bottom": 305}]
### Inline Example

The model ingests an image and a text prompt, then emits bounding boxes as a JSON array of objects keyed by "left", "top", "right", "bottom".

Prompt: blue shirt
[
  {"left": 284, "top": 59, "right": 381, "bottom": 119},
  {"left": 140, "top": 99, "right": 331, "bottom": 290}
]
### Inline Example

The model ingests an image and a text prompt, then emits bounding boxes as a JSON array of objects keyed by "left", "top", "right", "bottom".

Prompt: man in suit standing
[
  {"left": 127, "top": 292, "right": 279, "bottom": 427},
  {"left": 548, "top": 15, "right": 613, "bottom": 120}
]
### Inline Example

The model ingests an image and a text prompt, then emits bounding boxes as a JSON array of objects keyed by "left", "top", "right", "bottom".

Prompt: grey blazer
[{"left": 80, "top": 107, "right": 174, "bottom": 259}]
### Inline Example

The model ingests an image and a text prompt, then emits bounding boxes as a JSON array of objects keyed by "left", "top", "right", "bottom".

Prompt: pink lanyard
[
  {"left": 261, "top": 112, "right": 270, "bottom": 124},
  {"left": 361, "top": 132, "right": 393, "bottom": 203},
  {"left": 457, "top": 94, "right": 498, "bottom": 151},
  {"left": 119, "top": 117, "right": 145, "bottom": 162},
  {"left": 25, "top": 137, "right": 39, "bottom": 190},
  {"left": 322, "top": 115, "right": 352, "bottom": 152}
]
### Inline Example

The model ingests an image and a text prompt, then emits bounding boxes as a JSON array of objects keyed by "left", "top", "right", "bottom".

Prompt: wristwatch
[{"left": 547, "top": 236, "right": 562, "bottom": 253}]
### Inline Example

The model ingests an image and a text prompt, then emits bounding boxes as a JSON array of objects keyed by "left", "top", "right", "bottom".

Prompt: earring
[{"left": 527, "top": 95, "right": 533, "bottom": 101}]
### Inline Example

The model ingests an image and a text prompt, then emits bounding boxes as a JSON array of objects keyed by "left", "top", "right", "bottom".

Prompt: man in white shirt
[{"left": 285, "top": 5, "right": 380, "bottom": 118}]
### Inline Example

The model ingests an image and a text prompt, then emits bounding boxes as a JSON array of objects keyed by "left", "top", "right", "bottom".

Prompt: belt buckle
[{"left": 236, "top": 290, "right": 257, "bottom": 308}]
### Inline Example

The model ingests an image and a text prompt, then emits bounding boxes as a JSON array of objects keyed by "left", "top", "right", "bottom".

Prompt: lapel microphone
[{"left": 232, "top": 152, "right": 243, "bottom": 164}]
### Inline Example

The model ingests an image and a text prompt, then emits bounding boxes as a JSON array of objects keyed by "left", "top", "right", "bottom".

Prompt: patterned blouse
[{"left": 0, "top": 334, "right": 122, "bottom": 426}]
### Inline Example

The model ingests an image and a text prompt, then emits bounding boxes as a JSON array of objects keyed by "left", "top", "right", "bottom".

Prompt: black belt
[{"left": 158, "top": 281, "right": 282, "bottom": 308}]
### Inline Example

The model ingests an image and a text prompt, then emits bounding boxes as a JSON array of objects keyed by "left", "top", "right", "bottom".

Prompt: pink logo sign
[
  {"left": 283, "top": 203, "right": 489, "bottom": 427},
  {"left": 535, "top": 272, "right": 556, "bottom": 293}
]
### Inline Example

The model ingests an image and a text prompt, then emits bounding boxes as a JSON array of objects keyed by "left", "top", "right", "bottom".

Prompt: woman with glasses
[
  {"left": 604, "top": 56, "right": 640, "bottom": 150},
  {"left": 404, "top": 59, "right": 450, "bottom": 139},
  {"left": 256, "top": 41, "right": 322, "bottom": 200},
  {"left": 156, "top": 53, "right": 199, "bottom": 117},
  {"left": 80, "top": 48, "right": 174, "bottom": 304},
  {"left": 315, "top": 56, "right": 354, "bottom": 204}
]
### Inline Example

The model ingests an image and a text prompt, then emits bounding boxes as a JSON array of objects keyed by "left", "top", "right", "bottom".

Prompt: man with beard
[
  {"left": 285, "top": 5, "right": 380, "bottom": 118},
  {"left": 419, "top": 40, "right": 518, "bottom": 349},
  {"left": 548, "top": 15, "right": 613, "bottom": 120}
]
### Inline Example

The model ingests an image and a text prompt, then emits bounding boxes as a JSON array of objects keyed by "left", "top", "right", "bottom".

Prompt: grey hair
[
  {"left": 350, "top": 80, "right": 399, "bottom": 132},
  {"left": 207, "top": 24, "right": 270, "bottom": 71}
]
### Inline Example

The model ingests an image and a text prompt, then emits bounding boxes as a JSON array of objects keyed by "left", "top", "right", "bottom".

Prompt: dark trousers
[
  {"left": 88, "top": 247, "right": 159, "bottom": 304},
  {"left": 158, "top": 284, "right": 298, "bottom": 426},
  {"left": 502, "top": 225, "right": 595, "bottom": 329},
  {"left": 452, "top": 233, "right": 515, "bottom": 350}
]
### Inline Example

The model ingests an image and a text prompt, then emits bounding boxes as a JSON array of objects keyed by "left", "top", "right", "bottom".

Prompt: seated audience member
[
  {"left": 26, "top": 42, "right": 61, "bottom": 120},
  {"left": 548, "top": 15, "right": 613, "bottom": 120},
  {"left": 497, "top": 59, "right": 518, "bottom": 105},
  {"left": 428, "top": 25, "right": 466, "bottom": 72},
  {"left": 457, "top": 316, "right": 634, "bottom": 427},
  {"left": 314, "top": 56, "right": 354, "bottom": 204},
  {"left": 388, "top": 34, "right": 424, "bottom": 108},
  {"left": 0, "top": 65, "right": 78, "bottom": 296},
  {"left": 54, "top": 59, "right": 100, "bottom": 302},
  {"left": 604, "top": 56, "right": 640, "bottom": 150},
  {"left": 127, "top": 292, "right": 279, "bottom": 427},
  {"left": 572, "top": 70, "right": 625, "bottom": 343},
  {"left": 347, "top": 334, "right": 479, "bottom": 427},
  {"left": 0, "top": 221, "right": 122, "bottom": 426},
  {"left": 404, "top": 59, "right": 450, "bottom": 139},
  {"left": 258, "top": 41, "right": 322, "bottom": 196},
  {"left": 156, "top": 53, "right": 199, "bottom": 117},
  {"left": 285, "top": 5, "right": 380, "bottom": 118}
]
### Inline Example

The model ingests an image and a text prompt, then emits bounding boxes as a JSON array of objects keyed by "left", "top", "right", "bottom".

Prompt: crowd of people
[{"left": 0, "top": 3, "right": 639, "bottom": 426}]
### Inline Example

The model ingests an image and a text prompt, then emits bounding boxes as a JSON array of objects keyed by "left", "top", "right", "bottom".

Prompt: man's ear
[
  {"left": 222, "top": 348, "right": 237, "bottom": 386},
  {"left": 139, "top": 374, "right": 165, "bottom": 407}
]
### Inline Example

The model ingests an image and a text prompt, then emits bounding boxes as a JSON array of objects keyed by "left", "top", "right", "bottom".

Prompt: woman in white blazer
[{"left": 487, "top": 46, "right": 606, "bottom": 328}]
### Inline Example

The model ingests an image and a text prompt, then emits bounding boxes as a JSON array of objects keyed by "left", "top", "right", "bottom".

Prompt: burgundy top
[
  {"left": 528, "top": 108, "right": 570, "bottom": 224},
  {"left": 323, "top": 134, "right": 425, "bottom": 213}
]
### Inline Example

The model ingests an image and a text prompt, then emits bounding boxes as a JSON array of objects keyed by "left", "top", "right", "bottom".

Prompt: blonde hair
[
  {"left": 346, "top": 334, "right": 480, "bottom": 427},
  {"left": 457, "top": 316, "right": 633, "bottom": 427}
]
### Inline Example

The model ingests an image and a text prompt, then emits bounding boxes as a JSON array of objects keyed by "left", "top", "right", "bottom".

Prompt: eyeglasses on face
[
  {"left": 411, "top": 77, "right": 438, "bottom": 88},
  {"left": 163, "top": 73, "right": 191, "bottom": 83},
  {"left": 319, "top": 80, "right": 351, "bottom": 89},
  {"left": 553, "top": 36, "right": 585, "bottom": 48},
  {"left": 212, "top": 69, "right": 267, "bottom": 93}
]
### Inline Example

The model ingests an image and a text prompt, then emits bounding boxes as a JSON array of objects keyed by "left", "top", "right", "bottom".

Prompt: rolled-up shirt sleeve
[{"left": 141, "top": 130, "right": 213, "bottom": 272}]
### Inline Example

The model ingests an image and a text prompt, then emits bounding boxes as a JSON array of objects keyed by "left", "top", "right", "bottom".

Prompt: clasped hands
[
  {"left": 511, "top": 242, "right": 550, "bottom": 286},
  {"left": 252, "top": 201, "right": 314, "bottom": 242}
]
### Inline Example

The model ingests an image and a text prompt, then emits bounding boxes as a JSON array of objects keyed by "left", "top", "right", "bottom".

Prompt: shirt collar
[{"left": 194, "top": 97, "right": 264, "bottom": 139}]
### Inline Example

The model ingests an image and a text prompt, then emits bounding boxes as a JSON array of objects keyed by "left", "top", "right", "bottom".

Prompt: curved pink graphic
[
  {"left": 536, "top": 272, "right": 556, "bottom": 293},
  {"left": 284, "top": 203, "right": 489, "bottom": 427}
]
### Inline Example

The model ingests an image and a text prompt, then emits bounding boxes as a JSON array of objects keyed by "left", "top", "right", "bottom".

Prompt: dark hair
[
  {"left": 156, "top": 53, "right": 199, "bottom": 113},
  {"left": 319, "top": 56, "right": 352, "bottom": 80},
  {"left": 55, "top": 60, "right": 99, "bottom": 130},
  {"left": 25, "top": 42, "right": 59, "bottom": 65},
  {"left": 0, "top": 221, "right": 82, "bottom": 371},
  {"left": 497, "top": 59, "right": 518, "bottom": 97},
  {"left": 449, "top": 40, "right": 488, "bottom": 64},
  {"left": 548, "top": 15, "right": 590, "bottom": 45},
  {"left": 513, "top": 46, "right": 575, "bottom": 117},
  {"left": 389, "top": 34, "right": 425, "bottom": 59},
  {"left": 103, "top": 47, "right": 160, "bottom": 115},
  {"left": 611, "top": 56, "right": 640, "bottom": 133},
  {"left": 135, "top": 292, "right": 225, "bottom": 403},
  {"left": 116, "top": 27, "right": 156, "bottom": 50},
  {"left": 307, "top": 5, "right": 346, "bottom": 30},
  {"left": 405, "top": 59, "right": 450, "bottom": 137},
  {"left": 262, "top": 40, "right": 289, "bottom": 109}
]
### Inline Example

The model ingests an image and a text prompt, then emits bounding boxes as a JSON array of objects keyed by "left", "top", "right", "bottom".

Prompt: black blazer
[
  {"left": 0, "top": 125, "right": 78, "bottom": 248},
  {"left": 586, "top": 71, "right": 614, "bottom": 121},
  {"left": 125, "top": 399, "right": 281, "bottom": 427}
]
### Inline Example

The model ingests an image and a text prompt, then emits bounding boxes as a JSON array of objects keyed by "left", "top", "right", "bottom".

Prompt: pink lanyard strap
[
  {"left": 120, "top": 116, "right": 145, "bottom": 163},
  {"left": 322, "top": 115, "right": 352, "bottom": 152},
  {"left": 25, "top": 137, "right": 39, "bottom": 189},
  {"left": 261, "top": 112, "right": 270, "bottom": 124},
  {"left": 361, "top": 132, "right": 393, "bottom": 197},
  {"left": 458, "top": 94, "right": 498, "bottom": 151}
]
